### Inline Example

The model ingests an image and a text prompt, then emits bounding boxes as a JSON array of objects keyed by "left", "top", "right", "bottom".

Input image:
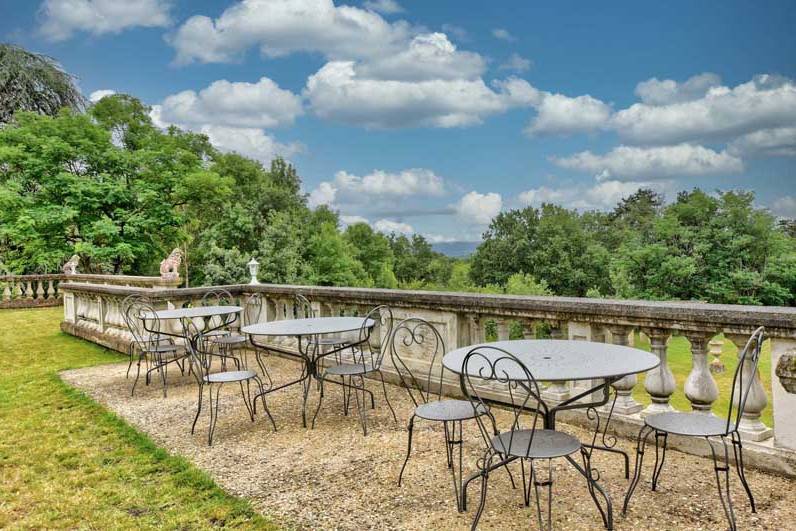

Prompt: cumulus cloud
[
  {"left": 499, "top": 53, "right": 532, "bottom": 73},
  {"left": 308, "top": 168, "right": 445, "bottom": 208},
  {"left": 771, "top": 196, "right": 796, "bottom": 218},
  {"left": 169, "top": 0, "right": 412, "bottom": 64},
  {"left": 363, "top": 0, "right": 403, "bottom": 14},
  {"left": 374, "top": 219, "right": 414, "bottom": 234},
  {"left": 456, "top": 191, "right": 502, "bottom": 225},
  {"left": 39, "top": 0, "right": 171, "bottom": 41},
  {"left": 553, "top": 144, "right": 743, "bottom": 180},
  {"left": 634, "top": 73, "right": 722, "bottom": 106},
  {"left": 158, "top": 77, "right": 302, "bottom": 129},
  {"left": 492, "top": 28, "right": 514, "bottom": 41},
  {"left": 611, "top": 74, "right": 796, "bottom": 145},
  {"left": 526, "top": 93, "right": 612, "bottom": 135},
  {"left": 728, "top": 127, "right": 796, "bottom": 157},
  {"left": 305, "top": 61, "right": 537, "bottom": 128},
  {"left": 519, "top": 179, "right": 667, "bottom": 211},
  {"left": 89, "top": 89, "right": 116, "bottom": 102},
  {"left": 340, "top": 214, "right": 370, "bottom": 225}
]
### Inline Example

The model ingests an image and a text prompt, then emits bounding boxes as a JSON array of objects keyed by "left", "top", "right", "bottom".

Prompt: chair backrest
[
  {"left": 294, "top": 293, "right": 316, "bottom": 318},
  {"left": 726, "top": 326, "right": 765, "bottom": 434},
  {"left": 121, "top": 294, "right": 163, "bottom": 353},
  {"left": 390, "top": 317, "right": 446, "bottom": 407},
  {"left": 179, "top": 314, "right": 210, "bottom": 386},
  {"left": 201, "top": 288, "right": 235, "bottom": 329},
  {"left": 356, "top": 305, "right": 393, "bottom": 372},
  {"left": 460, "top": 346, "right": 546, "bottom": 457}
]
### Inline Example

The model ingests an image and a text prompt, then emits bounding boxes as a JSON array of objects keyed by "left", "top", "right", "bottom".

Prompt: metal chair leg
[
  {"left": 532, "top": 459, "right": 554, "bottom": 530},
  {"left": 651, "top": 431, "right": 668, "bottom": 491},
  {"left": 398, "top": 415, "right": 415, "bottom": 486},
  {"left": 731, "top": 431, "right": 756, "bottom": 513},
  {"left": 191, "top": 384, "right": 203, "bottom": 435},
  {"left": 707, "top": 436, "right": 737, "bottom": 531},
  {"left": 623, "top": 425, "right": 654, "bottom": 514},
  {"left": 376, "top": 370, "right": 397, "bottom": 424},
  {"left": 471, "top": 450, "right": 495, "bottom": 531}
]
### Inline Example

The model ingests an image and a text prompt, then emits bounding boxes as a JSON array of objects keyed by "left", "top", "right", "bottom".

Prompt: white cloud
[
  {"left": 456, "top": 191, "right": 502, "bottom": 225},
  {"left": 340, "top": 214, "right": 370, "bottom": 225},
  {"left": 492, "top": 28, "right": 514, "bottom": 41},
  {"left": 354, "top": 33, "right": 485, "bottom": 82},
  {"left": 499, "top": 53, "right": 532, "bottom": 73},
  {"left": 771, "top": 196, "right": 796, "bottom": 218},
  {"left": 39, "top": 0, "right": 171, "bottom": 41},
  {"left": 305, "top": 61, "right": 537, "bottom": 128},
  {"left": 199, "top": 125, "right": 303, "bottom": 163},
  {"left": 526, "top": 93, "right": 612, "bottom": 135},
  {"left": 158, "top": 77, "right": 302, "bottom": 129},
  {"left": 553, "top": 144, "right": 743, "bottom": 180},
  {"left": 611, "top": 74, "right": 796, "bottom": 144},
  {"left": 89, "top": 89, "right": 116, "bottom": 102},
  {"left": 169, "top": 0, "right": 413, "bottom": 64},
  {"left": 728, "top": 127, "right": 796, "bottom": 157},
  {"left": 634, "top": 72, "right": 722, "bottom": 106},
  {"left": 308, "top": 167, "right": 445, "bottom": 208},
  {"left": 519, "top": 179, "right": 667, "bottom": 211},
  {"left": 374, "top": 219, "right": 414, "bottom": 234},
  {"left": 363, "top": 0, "right": 403, "bottom": 14},
  {"left": 441, "top": 24, "right": 467, "bottom": 42}
]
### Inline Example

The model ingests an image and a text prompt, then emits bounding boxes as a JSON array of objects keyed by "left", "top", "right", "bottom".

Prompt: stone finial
[
  {"left": 159, "top": 248, "right": 182, "bottom": 280},
  {"left": 62, "top": 254, "right": 80, "bottom": 275}
]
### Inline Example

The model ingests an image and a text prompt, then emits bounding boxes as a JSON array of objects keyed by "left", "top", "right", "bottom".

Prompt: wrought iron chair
[
  {"left": 200, "top": 288, "right": 241, "bottom": 369},
  {"left": 182, "top": 314, "right": 274, "bottom": 445},
  {"left": 209, "top": 293, "right": 264, "bottom": 373},
  {"left": 122, "top": 294, "right": 182, "bottom": 397},
  {"left": 623, "top": 327, "right": 765, "bottom": 531},
  {"left": 312, "top": 305, "right": 398, "bottom": 435},
  {"left": 295, "top": 294, "right": 352, "bottom": 357},
  {"left": 391, "top": 318, "right": 513, "bottom": 511},
  {"left": 461, "top": 346, "right": 583, "bottom": 530}
]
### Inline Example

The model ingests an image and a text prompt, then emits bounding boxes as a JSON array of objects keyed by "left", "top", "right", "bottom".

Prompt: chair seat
[
  {"left": 325, "top": 362, "right": 373, "bottom": 376},
  {"left": 491, "top": 429, "right": 581, "bottom": 459},
  {"left": 415, "top": 399, "right": 486, "bottom": 421},
  {"left": 143, "top": 343, "right": 179, "bottom": 354},
  {"left": 204, "top": 370, "right": 257, "bottom": 383},
  {"left": 645, "top": 412, "right": 732, "bottom": 437},
  {"left": 212, "top": 333, "right": 247, "bottom": 345}
]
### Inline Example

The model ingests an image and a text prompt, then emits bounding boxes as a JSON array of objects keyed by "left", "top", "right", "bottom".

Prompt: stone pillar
[
  {"left": 607, "top": 325, "right": 642, "bottom": 415},
  {"left": 469, "top": 315, "right": 484, "bottom": 344},
  {"left": 727, "top": 333, "right": 773, "bottom": 441},
  {"left": 642, "top": 328, "right": 675, "bottom": 416},
  {"left": 771, "top": 338, "right": 796, "bottom": 450},
  {"left": 684, "top": 332, "right": 719, "bottom": 414}
]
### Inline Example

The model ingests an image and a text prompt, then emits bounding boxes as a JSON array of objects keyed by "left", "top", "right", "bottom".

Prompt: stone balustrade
[{"left": 57, "top": 281, "right": 796, "bottom": 476}]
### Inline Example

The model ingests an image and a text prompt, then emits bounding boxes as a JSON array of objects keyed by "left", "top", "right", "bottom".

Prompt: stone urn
[{"left": 775, "top": 350, "right": 796, "bottom": 393}]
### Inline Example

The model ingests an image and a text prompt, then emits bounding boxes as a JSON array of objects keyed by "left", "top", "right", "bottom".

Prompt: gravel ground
[{"left": 61, "top": 353, "right": 794, "bottom": 530}]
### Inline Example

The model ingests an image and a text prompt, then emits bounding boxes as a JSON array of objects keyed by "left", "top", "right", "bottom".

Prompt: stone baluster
[
  {"left": 13, "top": 280, "right": 23, "bottom": 300},
  {"left": 709, "top": 338, "right": 726, "bottom": 373},
  {"left": 495, "top": 318, "right": 510, "bottom": 341},
  {"left": 468, "top": 315, "right": 484, "bottom": 345},
  {"left": 36, "top": 279, "right": 45, "bottom": 300},
  {"left": 607, "top": 325, "right": 642, "bottom": 415},
  {"left": 727, "top": 333, "right": 773, "bottom": 441},
  {"left": 684, "top": 332, "right": 719, "bottom": 414},
  {"left": 545, "top": 322, "right": 570, "bottom": 402},
  {"left": 642, "top": 328, "right": 675, "bottom": 416},
  {"left": 2, "top": 283, "right": 10, "bottom": 302},
  {"left": 25, "top": 280, "right": 33, "bottom": 300},
  {"left": 50, "top": 279, "right": 58, "bottom": 299}
]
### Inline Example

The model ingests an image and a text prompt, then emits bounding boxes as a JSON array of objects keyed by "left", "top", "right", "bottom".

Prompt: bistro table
[
  {"left": 442, "top": 339, "right": 659, "bottom": 528},
  {"left": 242, "top": 316, "right": 375, "bottom": 429},
  {"left": 146, "top": 305, "right": 242, "bottom": 350}
]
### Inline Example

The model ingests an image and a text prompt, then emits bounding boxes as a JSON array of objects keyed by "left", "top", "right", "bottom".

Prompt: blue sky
[{"left": 2, "top": 0, "right": 795, "bottom": 242}]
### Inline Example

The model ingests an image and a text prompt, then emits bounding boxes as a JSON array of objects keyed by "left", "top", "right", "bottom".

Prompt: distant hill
[{"left": 432, "top": 241, "right": 480, "bottom": 257}]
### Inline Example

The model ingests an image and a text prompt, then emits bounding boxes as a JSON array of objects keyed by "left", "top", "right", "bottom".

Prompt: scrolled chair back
[
  {"left": 242, "top": 293, "right": 264, "bottom": 326},
  {"left": 461, "top": 346, "right": 546, "bottom": 458},
  {"left": 294, "top": 293, "right": 316, "bottom": 319},
  {"left": 121, "top": 294, "right": 163, "bottom": 352},
  {"left": 200, "top": 288, "right": 236, "bottom": 330},
  {"left": 179, "top": 314, "right": 212, "bottom": 386},
  {"left": 726, "top": 326, "right": 765, "bottom": 434},
  {"left": 389, "top": 317, "right": 446, "bottom": 407},
  {"left": 356, "top": 305, "right": 394, "bottom": 372}
]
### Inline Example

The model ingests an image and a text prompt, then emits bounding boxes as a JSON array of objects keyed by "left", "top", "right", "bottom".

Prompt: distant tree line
[{"left": 1, "top": 44, "right": 793, "bottom": 305}]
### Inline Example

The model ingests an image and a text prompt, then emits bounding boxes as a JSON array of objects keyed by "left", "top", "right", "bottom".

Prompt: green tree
[
  {"left": 0, "top": 44, "right": 85, "bottom": 123},
  {"left": 344, "top": 223, "right": 397, "bottom": 288}
]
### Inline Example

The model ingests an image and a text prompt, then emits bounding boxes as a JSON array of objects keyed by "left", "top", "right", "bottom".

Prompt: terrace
[{"left": 2, "top": 272, "right": 796, "bottom": 529}]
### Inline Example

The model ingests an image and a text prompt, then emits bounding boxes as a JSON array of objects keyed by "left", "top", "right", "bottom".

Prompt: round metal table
[
  {"left": 442, "top": 339, "right": 659, "bottom": 528},
  {"left": 242, "top": 317, "right": 375, "bottom": 428},
  {"left": 143, "top": 305, "right": 242, "bottom": 350}
]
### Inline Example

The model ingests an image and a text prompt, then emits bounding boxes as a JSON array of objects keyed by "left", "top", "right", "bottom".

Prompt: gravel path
[{"left": 61, "top": 353, "right": 794, "bottom": 530}]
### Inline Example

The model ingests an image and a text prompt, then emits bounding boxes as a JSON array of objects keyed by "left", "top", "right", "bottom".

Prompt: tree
[
  {"left": 469, "top": 207, "right": 539, "bottom": 286},
  {"left": 0, "top": 44, "right": 85, "bottom": 123},
  {"left": 344, "top": 223, "right": 397, "bottom": 288}
]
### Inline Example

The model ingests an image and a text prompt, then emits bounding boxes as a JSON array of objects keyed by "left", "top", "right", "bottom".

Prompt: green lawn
[{"left": 0, "top": 307, "right": 276, "bottom": 530}]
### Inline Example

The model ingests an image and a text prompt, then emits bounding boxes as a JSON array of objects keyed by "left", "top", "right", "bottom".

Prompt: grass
[{"left": 0, "top": 307, "right": 276, "bottom": 530}]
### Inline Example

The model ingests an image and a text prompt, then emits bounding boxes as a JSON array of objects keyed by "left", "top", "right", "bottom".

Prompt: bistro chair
[
  {"left": 208, "top": 293, "right": 264, "bottom": 373},
  {"left": 295, "top": 294, "right": 352, "bottom": 357},
  {"left": 182, "top": 314, "right": 274, "bottom": 445},
  {"left": 461, "top": 346, "right": 583, "bottom": 530},
  {"left": 122, "top": 294, "right": 182, "bottom": 397},
  {"left": 623, "top": 326, "right": 765, "bottom": 531},
  {"left": 312, "top": 305, "right": 398, "bottom": 435},
  {"left": 391, "top": 318, "right": 514, "bottom": 511},
  {"left": 200, "top": 288, "right": 241, "bottom": 369}
]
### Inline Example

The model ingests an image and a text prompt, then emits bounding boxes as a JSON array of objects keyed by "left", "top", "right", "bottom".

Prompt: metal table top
[
  {"left": 148, "top": 305, "right": 242, "bottom": 320},
  {"left": 442, "top": 339, "right": 659, "bottom": 382},
  {"left": 243, "top": 317, "right": 374, "bottom": 337}
]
